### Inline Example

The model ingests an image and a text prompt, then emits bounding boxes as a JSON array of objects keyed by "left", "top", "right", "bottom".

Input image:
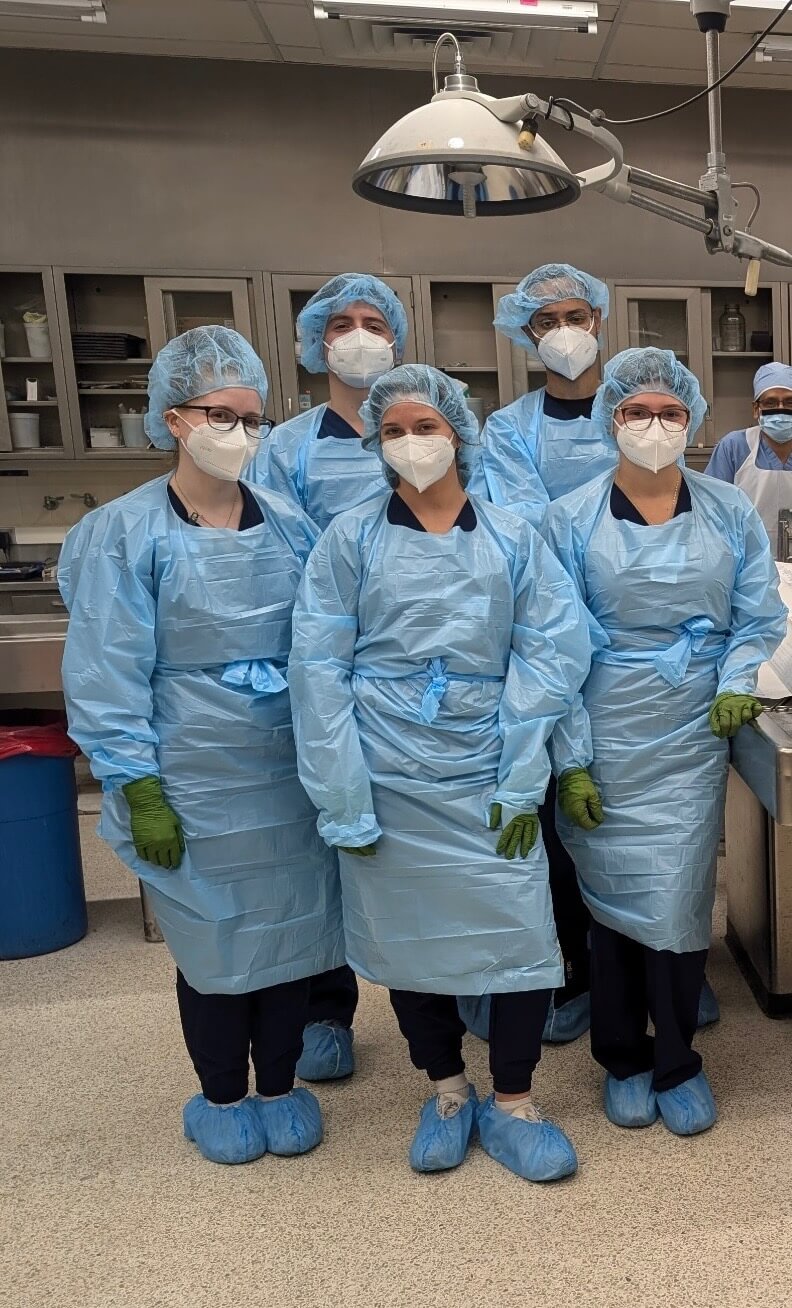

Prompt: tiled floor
[{"left": 2, "top": 830, "right": 792, "bottom": 1308}]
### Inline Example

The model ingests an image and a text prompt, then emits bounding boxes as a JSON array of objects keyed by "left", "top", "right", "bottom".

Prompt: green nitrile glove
[
  {"left": 708, "top": 692, "right": 763, "bottom": 739},
  {"left": 558, "top": 767, "right": 604, "bottom": 831},
  {"left": 122, "top": 775, "right": 185, "bottom": 870},
  {"left": 338, "top": 844, "right": 378, "bottom": 858},
  {"left": 489, "top": 803, "right": 539, "bottom": 860}
]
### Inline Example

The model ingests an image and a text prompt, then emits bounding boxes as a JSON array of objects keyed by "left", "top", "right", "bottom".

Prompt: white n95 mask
[
  {"left": 536, "top": 325, "right": 599, "bottom": 381},
  {"left": 381, "top": 432, "right": 456, "bottom": 492},
  {"left": 325, "top": 328, "right": 394, "bottom": 389},
  {"left": 615, "top": 418, "right": 688, "bottom": 474},
  {"left": 183, "top": 422, "right": 256, "bottom": 482}
]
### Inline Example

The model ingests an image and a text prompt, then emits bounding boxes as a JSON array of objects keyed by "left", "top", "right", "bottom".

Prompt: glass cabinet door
[
  {"left": 613, "top": 287, "right": 704, "bottom": 362},
  {"left": 702, "top": 284, "right": 789, "bottom": 451},
  {"left": 613, "top": 286, "right": 707, "bottom": 442},
  {"left": 0, "top": 267, "right": 74, "bottom": 459},
  {"left": 272, "top": 274, "right": 417, "bottom": 422},
  {"left": 56, "top": 272, "right": 159, "bottom": 460},
  {"left": 493, "top": 281, "right": 543, "bottom": 409},
  {"left": 144, "top": 277, "right": 253, "bottom": 356}
]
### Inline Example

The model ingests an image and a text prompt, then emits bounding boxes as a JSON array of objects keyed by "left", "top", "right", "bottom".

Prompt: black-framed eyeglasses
[
  {"left": 178, "top": 405, "right": 274, "bottom": 439},
  {"left": 758, "top": 398, "right": 792, "bottom": 413},
  {"left": 617, "top": 404, "right": 689, "bottom": 434}
]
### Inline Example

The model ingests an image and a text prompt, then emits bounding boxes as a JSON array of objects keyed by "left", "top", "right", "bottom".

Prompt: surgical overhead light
[{"left": 353, "top": 0, "right": 792, "bottom": 289}]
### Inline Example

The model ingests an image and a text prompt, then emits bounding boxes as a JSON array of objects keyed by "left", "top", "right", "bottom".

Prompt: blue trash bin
[{"left": 0, "top": 753, "right": 87, "bottom": 959}]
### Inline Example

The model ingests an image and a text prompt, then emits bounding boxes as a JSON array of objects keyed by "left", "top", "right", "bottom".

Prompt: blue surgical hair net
[
  {"left": 145, "top": 325, "right": 269, "bottom": 450},
  {"left": 361, "top": 364, "right": 481, "bottom": 488},
  {"left": 592, "top": 347, "right": 708, "bottom": 444},
  {"left": 494, "top": 263, "right": 610, "bottom": 356},
  {"left": 754, "top": 362, "right": 792, "bottom": 400},
  {"left": 297, "top": 274, "right": 409, "bottom": 375}
]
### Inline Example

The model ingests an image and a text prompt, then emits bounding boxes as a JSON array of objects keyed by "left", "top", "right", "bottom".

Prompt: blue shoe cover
[
  {"left": 478, "top": 1095, "right": 578, "bottom": 1182},
  {"left": 604, "top": 1072, "right": 658, "bottom": 1128},
  {"left": 542, "top": 991, "right": 591, "bottom": 1044},
  {"left": 697, "top": 978, "right": 720, "bottom": 1029},
  {"left": 409, "top": 1084, "right": 479, "bottom": 1173},
  {"left": 657, "top": 1072, "right": 717, "bottom": 1136},
  {"left": 253, "top": 1087, "right": 324, "bottom": 1155},
  {"left": 457, "top": 995, "right": 490, "bottom": 1042},
  {"left": 183, "top": 1095, "right": 268, "bottom": 1165},
  {"left": 296, "top": 1021, "right": 355, "bottom": 1081}
]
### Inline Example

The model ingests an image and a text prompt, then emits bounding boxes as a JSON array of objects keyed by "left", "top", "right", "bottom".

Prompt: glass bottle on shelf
[{"left": 719, "top": 303, "right": 746, "bottom": 353}]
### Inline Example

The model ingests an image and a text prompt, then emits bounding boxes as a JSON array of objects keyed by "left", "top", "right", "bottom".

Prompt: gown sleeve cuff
[{"left": 319, "top": 815, "right": 382, "bottom": 848}]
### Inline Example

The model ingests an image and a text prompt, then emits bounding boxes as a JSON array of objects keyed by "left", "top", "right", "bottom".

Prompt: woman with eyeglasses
[
  {"left": 547, "top": 347, "right": 786, "bottom": 1138},
  {"left": 59, "top": 326, "right": 344, "bottom": 1167}
]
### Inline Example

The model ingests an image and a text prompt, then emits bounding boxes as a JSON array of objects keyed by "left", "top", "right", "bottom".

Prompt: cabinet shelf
[
  {"left": 2, "top": 355, "right": 52, "bottom": 364},
  {"left": 8, "top": 399, "right": 58, "bottom": 407},
  {"left": 78, "top": 388, "right": 147, "bottom": 396},
  {"left": 440, "top": 364, "right": 499, "bottom": 373},
  {"left": 712, "top": 350, "right": 774, "bottom": 359},
  {"left": 75, "top": 357, "right": 153, "bottom": 366}
]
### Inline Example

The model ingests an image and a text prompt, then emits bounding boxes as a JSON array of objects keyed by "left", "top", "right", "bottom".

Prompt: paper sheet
[{"left": 757, "top": 563, "right": 792, "bottom": 700}]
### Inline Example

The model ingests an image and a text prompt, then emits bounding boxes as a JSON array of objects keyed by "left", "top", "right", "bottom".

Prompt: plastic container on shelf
[
  {"left": 0, "top": 716, "right": 87, "bottom": 960},
  {"left": 719, "top": 303, "right": 747, "bottom": 353},
  {"left": 120, "top": 413, "right": 149, "bottom": 448},
  {"left": 9, "top": 412, "right": 40, "bottom": 449},
  {"left": 22, "top": 312, "right": 51, "bottom": 360}
]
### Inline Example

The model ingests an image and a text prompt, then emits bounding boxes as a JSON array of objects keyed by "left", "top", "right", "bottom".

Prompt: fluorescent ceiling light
[
  {"left": 662, "top": 0, "right": 792, "bottom": 10},
  {"left": 315, "top": 0, "right": 598, "bottom": 34},
  {"left": 755, "top": 33, "right": 792, "bottom": 58},
  {"left": 0, "top": 0, "right": 106, "bottom": 21}
]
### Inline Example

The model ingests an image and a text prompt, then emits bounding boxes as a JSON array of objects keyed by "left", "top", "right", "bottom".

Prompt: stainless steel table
[{"left": 726, "top": 710, "right": 792, "bottom": 1014}]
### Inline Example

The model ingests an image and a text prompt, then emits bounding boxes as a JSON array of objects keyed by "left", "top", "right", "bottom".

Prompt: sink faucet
[
  {"left": 71, "top": 493, "right": 98, "bottom": 509},
  {"left": 43, "top": 495, "right": 64, "bottom": 511}
]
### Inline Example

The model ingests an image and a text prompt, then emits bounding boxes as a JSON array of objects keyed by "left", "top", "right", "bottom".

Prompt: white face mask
[
  {"left": 325, "top": 327, "right": 394, "bottom": 389},
  {"left": 180, "top": 420, "right": 257, "bottom": 482},
  {"left": 615, "top": 417, "right": 688, "bottom": 474},
  {"left": 381, "top": 432, "right": 456, "bottom": 492},
  {"left": 536, "top": 325, "right": 599, "bottom": 382}
]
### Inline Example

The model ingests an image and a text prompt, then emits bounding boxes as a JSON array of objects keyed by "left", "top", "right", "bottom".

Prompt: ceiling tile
[
  {"left": 257, "top": 2, "right": 321, "bottom": 47},
  {"left": 603, "top": 24, "right": 752, "bottom": 69}
]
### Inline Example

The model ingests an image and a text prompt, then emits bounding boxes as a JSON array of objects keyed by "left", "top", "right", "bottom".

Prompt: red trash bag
[{"left": 0, "top": 710, "right": 78, "bottom": 761}]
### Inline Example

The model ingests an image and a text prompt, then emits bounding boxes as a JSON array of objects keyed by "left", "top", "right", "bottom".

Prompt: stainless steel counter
[
  {"left": 0, "top": 581, "right": 65, "bottom": 618},
  {"left": 0, "top": 614, "right": 67, "bottom": 694},
  {"left": 726, "top": 711, "right": 792, "bottom": 1015}
]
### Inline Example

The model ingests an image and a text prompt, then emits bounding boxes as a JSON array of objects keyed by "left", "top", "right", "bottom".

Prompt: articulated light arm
[{"left": 489, "top": 91, "right": 792, "bottom": 277}]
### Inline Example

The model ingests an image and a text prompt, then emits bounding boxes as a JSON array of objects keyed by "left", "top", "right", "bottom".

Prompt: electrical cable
[{"left": 547, "top": 0, "right": 792, "bottom": 126}]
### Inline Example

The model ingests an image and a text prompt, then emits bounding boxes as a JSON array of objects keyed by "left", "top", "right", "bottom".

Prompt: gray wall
[{"left": 2, "top": 48, "right": 791, "bottom": 282}]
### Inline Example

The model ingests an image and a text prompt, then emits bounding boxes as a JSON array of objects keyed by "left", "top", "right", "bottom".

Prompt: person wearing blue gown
[
  {"left": 289, "top": 364, "right": 593, "bottom": 1182},
  {"left": 59, "top": 326, "right": 344, "bottom": 1166},
  {"left": 247, "top": 273, "right": 409, "bottom": 1082},
  {"left": 547, "top": 346, "right": 786, "bottom": 1136}
]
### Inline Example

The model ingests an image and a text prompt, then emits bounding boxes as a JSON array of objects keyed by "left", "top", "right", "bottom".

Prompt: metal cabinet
[
  {"left": 0, "top": 266, "right": 74, "bottom": 461},
  {"left": 272, "top": 274, "right": 419, "bottom": 422},
  {"left": 419, "top": 277, "right": 513, "bottom": 421},
  {"left": 611, "top": 281, "right": 789, "bottom": 457},
  {"left": 49, "top": 270, "right": 275, "bottom": 462},
  {"left": 419, "top": 276, "right": 614, "bottom": 420}
]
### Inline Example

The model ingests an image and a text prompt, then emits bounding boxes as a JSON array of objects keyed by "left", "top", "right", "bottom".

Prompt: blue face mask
[{"left": 760, "top": 411, "right": 792, "bottom": 443}]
